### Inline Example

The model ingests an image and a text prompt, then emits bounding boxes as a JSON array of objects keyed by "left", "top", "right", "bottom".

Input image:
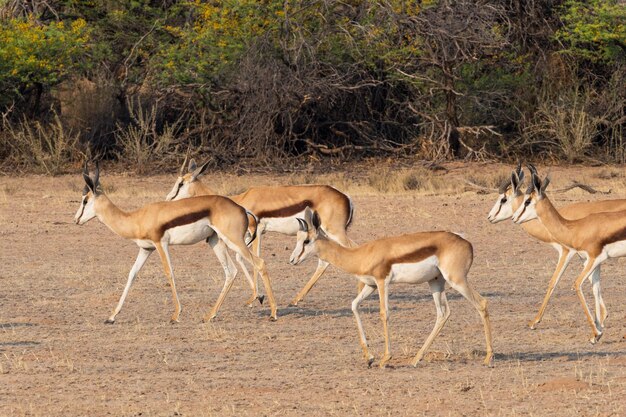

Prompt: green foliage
[
  {"left": 0, "top": 17, "right": 91, "bottom": 105},
  {"left": 152, "top": 0, "right": 284, "bottom": 85},
  {"left": 556, "top": 0, "right": 626, "bottom": 63}
]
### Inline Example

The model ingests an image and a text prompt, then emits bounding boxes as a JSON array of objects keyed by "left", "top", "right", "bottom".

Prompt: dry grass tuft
[
  {"left": 0, "top": 114, "right": 83, "bottom": 175},
  {"left": 467, "top": 169, "right": 510, "bottom": 191}
]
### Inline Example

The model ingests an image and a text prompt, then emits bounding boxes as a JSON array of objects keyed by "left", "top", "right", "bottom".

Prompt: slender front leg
[
  {"left": 412, "top": 277, "right": 450, "bottom": 366},
  {"left": 376, "top": 278, "right": 392, "bottom": 368},
  {"left": 573, "top": 257, "right": 605, "bottom": 343},
  {"left": 154, "top": 242, "right": 181, "bottom": 323},
  {"left": 351, "top": 283, "right": 376, "bottom": 367},
  {"left": 290, "top": 259, "right": 329, "bottom": 306},
  {"left": 204, "top": 234, "right": 237, "bottom": 321},
  {"left": 106, "top": 247, "right": 153, "bottom": 324},
  {"left": 291, "top": 231, "right": 355, "bottom": 305},
  {"left": 529, "top": 246, "right": 575, "bottom": 329}
]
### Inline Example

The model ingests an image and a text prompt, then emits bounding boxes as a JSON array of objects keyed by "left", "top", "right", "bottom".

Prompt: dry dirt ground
[{"left": 2, "top": 163, "right": 626, "bottom": 416}]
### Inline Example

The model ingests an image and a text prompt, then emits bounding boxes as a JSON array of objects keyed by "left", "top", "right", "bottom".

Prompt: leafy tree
[
  {"left": 0, "top": 17, "right": 91, "bottom": 107},
  {"left": 556, "top": 0, "right": 626, "bottom": 63}
]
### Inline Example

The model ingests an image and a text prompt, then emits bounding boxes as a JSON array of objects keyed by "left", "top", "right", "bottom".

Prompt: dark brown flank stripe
[
  {"left": 600, "top": 227, "right": 626, "bottom": 249},
  {"left": 376, "top": 246, "right": 438, "bottom": 277},
  {"left": 158, "top": 209, "right": 211, "bottom": 236},
  {"left": 256, "top": 200, "right": 313, "bottom": 219}
]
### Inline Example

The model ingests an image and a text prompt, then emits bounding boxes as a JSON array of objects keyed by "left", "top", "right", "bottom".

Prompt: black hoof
[
  {"left": 104, "top": 319, "right": 115, "bottom": 325},
  {"left": 367, "top": 358, "right": 375, "bottom": 368},
  {"left": 258, "top": 295, "right": 265, "bottom": 305}
]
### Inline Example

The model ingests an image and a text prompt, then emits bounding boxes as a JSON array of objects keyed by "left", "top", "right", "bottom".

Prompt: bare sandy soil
[{"left": 2, "top": 164, "right": 626, "bottom": 416}]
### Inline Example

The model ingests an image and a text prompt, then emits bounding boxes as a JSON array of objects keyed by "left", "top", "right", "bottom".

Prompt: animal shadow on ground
[
  {"left": 497, "top": 350, "right": 626, "bottom": 363},
  {"left": 0, "top": 323, "right": 40, "bottom": 350},
  {"left": 272, "top": 291, "right": 505, "bottom": 318}
]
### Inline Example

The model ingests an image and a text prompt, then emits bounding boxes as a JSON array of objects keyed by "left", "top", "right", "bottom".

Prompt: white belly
[
  {"left": 133, "top": 239, "right": 155, "bottom": 250},
  {"left": 605, "top": 240, "right": 626, "bottom": 258},
  {"left": 262, "top": 210, "right": 305, "bottom": 235},
  {"left": 165, "top": 219, "right": 214, "bottom": 245},
  {"left": 390, "top": 256, "right": 440, "bottom": 284}
]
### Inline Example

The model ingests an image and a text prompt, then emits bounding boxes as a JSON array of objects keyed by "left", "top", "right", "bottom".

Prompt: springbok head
[
  {"left": 75, "top": 161, "right": 102, "bottom": 225},
  {"left": 165, "top": 153, "right": 211, "bottom": 201},
  {"left": 487, "top": 162, "right": 526, "bottom": 223},
  {"left": 512, "top": 165, "right": 551, "bottom": 224},
  {"left": 289, "top": 207, "right": 324, "bottom": 266}
]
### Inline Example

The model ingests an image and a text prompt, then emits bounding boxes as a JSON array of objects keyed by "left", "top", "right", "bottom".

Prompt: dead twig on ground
[{"left": 553, "top": 181, "right": 611, "bottom": 195}]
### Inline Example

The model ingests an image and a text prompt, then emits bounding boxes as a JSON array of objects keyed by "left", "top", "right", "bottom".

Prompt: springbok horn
[
  {"left": 93, "top": 161, "right": 100, "bottom": 187},
  {"left": 179, "top": 147, "right": 190, "bottom": 176},
  {"left": 297, "top": 218, "right": 308, "bottom": 232}
]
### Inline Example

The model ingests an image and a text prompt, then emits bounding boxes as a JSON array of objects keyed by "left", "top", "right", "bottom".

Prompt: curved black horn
[
  {"left": 179, "top": 147, "right": 190, "bottom": 176},
  {"left": 296, "top": 218, "right": 308, "bottom": 232},
  {"left": 93, "top": 161, "right": 100, "bottom": 186}
]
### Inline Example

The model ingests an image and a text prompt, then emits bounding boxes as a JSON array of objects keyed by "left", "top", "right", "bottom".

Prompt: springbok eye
[
  {"left": 500, "top": 197, "right": 507, "bottom": 204},
  {"left": 303, "top": 239, "right": 310, "bottom": 245},
  {"left": 524, "top": 199, "right": 531, "bottom": 206},
  {"left": 178, "top": 182, "right": 184, "bottom": 188}
]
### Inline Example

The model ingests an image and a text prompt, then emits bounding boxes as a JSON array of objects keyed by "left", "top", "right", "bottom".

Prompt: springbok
[
  {"left": 488, "top": 165, "right": 626, "bottom": 329},
  {"left": 74, "top": 162, "right": 277, "bottom": 323},
  {"left": 288, "top": 207, "right": 493, "bottom": 368},
  {"left": 512, "top": 169, "right": 626, "bottom": 343},
  {"left": 166, "top": 157, "right": 355, "bottom": 306}
]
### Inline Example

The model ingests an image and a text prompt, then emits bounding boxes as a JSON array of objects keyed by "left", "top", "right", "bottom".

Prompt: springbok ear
[
  {"left": 83, "top": 173, "right": 95, "bottom": 193},
  {"left": 510, "top": 171, "right": 519, "bottom": 191},
  {"left": 540, "top": 175, "right": 551, "bottom": 196},
  {"left": 525, "top": 173, "right": 537, "bottom": 195},
  {"left": 303, "top": 206, "right": 316, "bottom": 228},
  {"left": 297, "top": 218, "right": 308, "bottom": 232},
  {"left": 188, "top": 158, "right": 197, "bottom": 173},
  {"left": 191, "top": 160, "right": 211, "bottom": 180},
  {"left": 311, "top": 211, "right": 321, "bottom": 230},
  {"left": 532, "top": 173, "right": 542, "bottom": 192}
]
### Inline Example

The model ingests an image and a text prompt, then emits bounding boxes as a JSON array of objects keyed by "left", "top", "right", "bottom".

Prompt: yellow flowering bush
[
  {"left": 0, "top": 17, "right": 91, "bottom": 105},
  {"left": 153, "top": 0, "right": 283, "bottom": 85}
]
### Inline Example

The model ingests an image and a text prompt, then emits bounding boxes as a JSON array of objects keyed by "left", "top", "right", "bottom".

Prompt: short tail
[
  {"left": 452, "top": 231, "right": 467, "bottom": 240},
  {"left": 245, "top": 210, "right": 259, "bottom": 247},
  {"left": 345, "top": 195, "right": 354, "bottom": 230}
]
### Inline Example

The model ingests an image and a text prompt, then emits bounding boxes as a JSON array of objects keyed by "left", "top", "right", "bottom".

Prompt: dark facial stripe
[
  {"left": 170, "top": 185, "right": 180, "bottom": 200},
  {"left": 256, "top": 200, "right": 314, "bottom": 219},
  {"left": 159, "top": 209, "right": 211, "bottom": 236},
  {"left": 493, "top": 202, "right": 502, "bottom": 218},
  {"left": 76, "top": 202, "right": 85, "bottom": 223}
]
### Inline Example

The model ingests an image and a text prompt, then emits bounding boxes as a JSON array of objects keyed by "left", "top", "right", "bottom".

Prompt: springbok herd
[{"left": 74, "top": 160, "right": 626, "bottom": 368}]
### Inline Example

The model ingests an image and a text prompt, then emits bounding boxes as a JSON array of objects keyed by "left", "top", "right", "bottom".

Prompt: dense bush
[{"left": 0, "top": 0, "right": 624, "bottom": 173}]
